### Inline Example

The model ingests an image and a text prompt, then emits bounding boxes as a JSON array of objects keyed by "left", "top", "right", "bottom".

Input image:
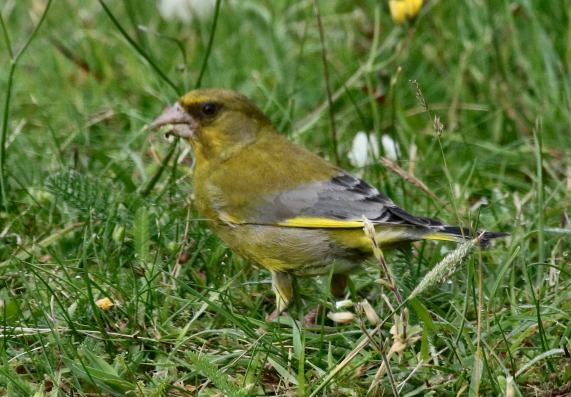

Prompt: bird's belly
[{"left": 211, "top": 224, "right": 371, "bottom": 276}]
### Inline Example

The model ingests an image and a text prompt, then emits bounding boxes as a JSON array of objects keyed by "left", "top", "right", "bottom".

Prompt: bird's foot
[
  {"left": 303, "top": 305, "right": 323, "bottom": 327},
  {"left": 266, "top": 309, "right": 288, "bottom": 322}
]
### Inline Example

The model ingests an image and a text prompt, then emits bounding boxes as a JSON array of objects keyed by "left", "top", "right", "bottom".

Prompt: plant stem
[
  {"left": 195, "top": 0, "right": 222, "bottom": 89},
  {"left": 313, "top": 0, "right": 340, "bottom": 165},
  {"left": 0, "top": 1, "right": 53, "bottom": 209},
  {"left": 98, "top": 0, "right": 181, "bottom": 95}
]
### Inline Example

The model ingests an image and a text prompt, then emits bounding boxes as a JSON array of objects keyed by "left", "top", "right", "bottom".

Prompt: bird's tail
[{"left": 424, "top": 226, "right": 508, "bottom": 247}]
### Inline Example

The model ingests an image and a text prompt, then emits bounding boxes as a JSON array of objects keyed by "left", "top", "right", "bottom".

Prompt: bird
[{"left": 150, "top": 88, "right": 505, "bottom": 319}]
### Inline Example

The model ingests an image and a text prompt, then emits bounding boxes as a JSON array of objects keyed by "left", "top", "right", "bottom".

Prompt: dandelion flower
[{"left": 389, "top": 0, "right": 423, "bottom": 24}]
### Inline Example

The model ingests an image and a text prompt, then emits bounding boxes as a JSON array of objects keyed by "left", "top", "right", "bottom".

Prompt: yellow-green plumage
[{"left": 151, "top": 88, "right": 505, "bottom": 316}]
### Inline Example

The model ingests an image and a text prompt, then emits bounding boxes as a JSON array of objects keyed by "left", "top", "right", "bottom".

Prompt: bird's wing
[{"left": 242, "top": 173, "right": 444, "bottom": 229}]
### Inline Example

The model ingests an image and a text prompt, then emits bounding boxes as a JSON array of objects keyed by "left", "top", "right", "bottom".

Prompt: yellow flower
[
  {"left": 389, "top": 0, "right": 407, "bottom": 24},
  {"left": 95, "top": 297, "right": 114, "bottom": 311},
  {"left": 389, "top": 0, "right": 423, "bottom": 24}
]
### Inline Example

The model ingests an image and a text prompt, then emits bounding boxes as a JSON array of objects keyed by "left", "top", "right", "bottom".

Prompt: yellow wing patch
[
  {"left": 278, "top": 217, "right": 365, "bottom": 228},
  {"left": 422, "top": 232, "right": 460, "bottom": 242}
]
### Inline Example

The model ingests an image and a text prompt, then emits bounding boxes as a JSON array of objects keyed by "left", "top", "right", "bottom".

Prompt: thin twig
[
  {"left": 362, "top": 218, "right": 403, "bottom": 305},
  {"left": 360, "top": 218, "right": 405, "bottom": 396},
  {"left": 308, "top": 299, "right": 408, "bottom": 397},
  {"left": 172, "top": 203, "right": 193, "bottom": 279},
  {"left": 357, "top": 320, "right": 400, "bottom": 397},
  {"left": 380, "top": 156, "right": 448, "bottom": 207},
  {"left": 139, "top": 138, "right": 178, "bottom": 197},
  {"left": 411, "top": 80, "right": 462, "bottom": 226}
]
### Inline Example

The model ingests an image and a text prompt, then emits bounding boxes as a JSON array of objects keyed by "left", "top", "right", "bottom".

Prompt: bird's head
[{"left": 150, "top": 88, "right": 272, "bottom": 160}]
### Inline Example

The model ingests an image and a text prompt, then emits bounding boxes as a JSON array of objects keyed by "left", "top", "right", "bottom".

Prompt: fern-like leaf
[{"left": 45, "top": 170, "right": 118, "bottom": 220}]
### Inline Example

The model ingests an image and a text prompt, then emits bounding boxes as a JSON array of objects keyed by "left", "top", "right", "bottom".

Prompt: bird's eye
[{"left": 201, "top": 102, "right": 219, "bottom": 117}]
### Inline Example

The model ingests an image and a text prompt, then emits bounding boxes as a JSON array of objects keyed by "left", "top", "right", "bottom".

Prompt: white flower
[
  {"left": 348, "top": 131, "right": 379, "bottom": 168},
  {"left": 348, "top": 131, "right": 400, "bottom": 168},
  {"left": 381, "top": 134, "right": 400, "bottom": 161},
  {"left": 158, "top": 0, "right": 216, "bottom": 23},
  {"left": 335, "top": 299, "right": 354, "bottom": 309},
  {"left": 327, "top": 311, "right": 356, "bottom": 324}
]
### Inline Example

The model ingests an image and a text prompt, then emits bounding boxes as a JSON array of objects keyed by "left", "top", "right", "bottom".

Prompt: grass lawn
[{"left": 1, "top": 0, "right": 570, "bottom": 395}]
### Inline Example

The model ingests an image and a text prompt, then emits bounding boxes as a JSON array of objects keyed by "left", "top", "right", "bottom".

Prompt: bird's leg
[
  {"left": 266, "top": 271, "right": 294, "bottom": 321},
  {"left": 330, "top": 273, "right": 348, "bottom": 298},
  {"left": 303, "top": 274, "right": 349, "bottom": 327}
]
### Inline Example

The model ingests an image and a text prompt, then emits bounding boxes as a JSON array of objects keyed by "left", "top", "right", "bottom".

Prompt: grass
[{"left": 1, "top": 0, "right": 570, "bottom": 395}]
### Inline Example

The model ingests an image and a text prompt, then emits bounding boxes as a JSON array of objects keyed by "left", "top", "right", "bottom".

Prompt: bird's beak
[{"left": 150, "top": 102, "right": 196, "bottom": 139}]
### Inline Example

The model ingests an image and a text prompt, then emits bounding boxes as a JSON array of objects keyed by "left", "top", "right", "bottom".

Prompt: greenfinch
[{"left": 151, "top": 88, "right": 505, "bottom": 317}]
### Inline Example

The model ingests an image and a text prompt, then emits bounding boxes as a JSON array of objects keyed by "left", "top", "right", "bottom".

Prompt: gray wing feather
[{"left": 251, "top": 173, "right": 443, "bottom": 227}]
